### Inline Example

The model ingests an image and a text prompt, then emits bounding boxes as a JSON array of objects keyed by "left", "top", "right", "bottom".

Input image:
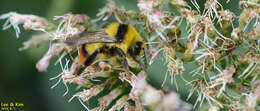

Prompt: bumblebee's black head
[{"left": 128, "top": 41, "right": 145, "bottom": 57}]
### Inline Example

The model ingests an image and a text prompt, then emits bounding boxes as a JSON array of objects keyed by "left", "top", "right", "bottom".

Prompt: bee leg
[
  {"left": 76, "top": 66, "right": 86, "bottom": 75},
  {"left": 114, "top": 47, "right": 130, "bottom": 71},
  {"left": 76, "top": 49, "right": 102, "bottom": 75},
  {"left": 84, "top": 49, "right": 102, "bottom": 67}
]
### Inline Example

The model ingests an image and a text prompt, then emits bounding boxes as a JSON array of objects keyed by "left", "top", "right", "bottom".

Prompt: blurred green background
[{"left": 0, "top": 0, "right": 240, "bottom": 111}]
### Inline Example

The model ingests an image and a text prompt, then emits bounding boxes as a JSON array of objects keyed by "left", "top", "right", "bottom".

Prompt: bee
[{"left": 65, "top": 23, "right": 146, "bottom": 72}]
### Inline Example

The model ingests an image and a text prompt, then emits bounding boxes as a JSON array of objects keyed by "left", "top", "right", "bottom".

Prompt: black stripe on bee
[
  {"left": 116, "top": 24, "right": 128, "bottom": 42},
  {"left": 81, "top": 44, "right": 88, "bottom": 56},
  {"left": 84, "top": 49, "right": 102, "bottom": 67}
]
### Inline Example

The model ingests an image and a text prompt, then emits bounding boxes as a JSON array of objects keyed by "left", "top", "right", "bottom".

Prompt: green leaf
[{"left": 231, "top": 42, "right": 249, "bottom": 55}]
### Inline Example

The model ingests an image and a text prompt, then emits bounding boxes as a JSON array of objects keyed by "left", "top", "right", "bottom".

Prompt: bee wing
[{"left": 64, "top": 31, "right": 117, "bottom": 46}]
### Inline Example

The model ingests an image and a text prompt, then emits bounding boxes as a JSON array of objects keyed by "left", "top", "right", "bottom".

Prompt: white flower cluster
[
  {"left": 53, "top": 13, "right": 88, "bottom": 40},
  {"left": 209, "top": 67, "right": 235, "bottom": 97},
  {"left": 0, "top": 12, "right": 48, "bottom": 37}
]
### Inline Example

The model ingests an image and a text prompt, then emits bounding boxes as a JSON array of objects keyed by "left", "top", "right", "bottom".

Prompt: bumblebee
[{"left": 65, "top": 23, "right": 146, "bottom": 71}]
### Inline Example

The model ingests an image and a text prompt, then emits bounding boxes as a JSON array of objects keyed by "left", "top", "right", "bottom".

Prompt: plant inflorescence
[{"left": 1, "top": 0, "right": 260, "bottom": 111}]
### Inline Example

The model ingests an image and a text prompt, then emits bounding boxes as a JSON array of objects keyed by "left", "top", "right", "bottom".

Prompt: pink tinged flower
[
  {"left": 108, "top": 96, "right": 128, "bottom": 111},
  {"left": 49, "top": 58, "right": 73, "bottom": 96},
  {"left": 152, "top": 0, "right": 158, "bottom": 7},
  {"left": 137, "top": 0, "right": 154, "bottom": 14},
  {"left": 204, "top": 0, "right": 223, "bottom": 25},
  {"left": 19, "top": 33, "right": 50, "bottom": 51},
  {"left": 208, "top": 106, "right": 219, "bottom": 111},
  {"left": 219, "top": 10, "right": 234, "bottom": 21},
  {"left": 23, "top": 21, "right": 48, "bottom": 30},
  {"left": 53, "top": 13, "right": 88, "bottom": 40},
  {"left": 135, "top": 106, "right": 146, "bottom": 111},
  {"left": 74, "top": 14, "right": 87, "bottom": 23},
  {"left": 243, "top": 87, "right": 260, "bottom": 110},
  {"left": 70, "top": 86, "right": 102, "bottom": 102},
  {"left": 0, "top": 12, "right": 48, "bottom": 38},
  {"left": 154, "top": 10, "right": 162, "bottom": 20},
  {"left": 123, "top": 102, "right": 135, "bottom": 111},
  {"left": 132, "top": 71, "right": 147, "bottom": 90},
  {"left": 242, "top": 87, "right": 260, "bottom": 109},
  {"left": 128, "top": 72, "right": 148, "bottom": 105},
  {"left": 69, "top": 76, "right": 84, "bottom": 85},
  {"left": 181, "top": 9, "right": 198, "bottom": 24},
  {"left": 36, "top": 43, "right": 64, "bottom": 72},
  {"left": 172, "top": 0, "right": 188, "bottom": 6},
  {"left": 69, "top": 86, "right": 103, "bottom": 111},
  {"left": 62, "top": 13, "right": 87, "bottom": 25},
  {"left": 158, "top": 92, "right": 182, "bottom": 111},
  {"left": 78, "top": 86, "right": 103, "bottom": 101},
  {"left": 99, "top": 88, "right": 122, "bottom": 108},
  {"left": 51, "top": 60, "right": 89, "bottom": 86},
  {"left": 148, "top": 10, "right": 163, "bottom": 29},
  {"left": 141, "top": 86, "right": 163, "bottom": 105},
  {"left": 231, "top": 28, "right": 239, "bottom": 40},
  {"left": 209, "top": 67, "right": 235, "bottom": 97},
  {"left": 69, "top": 60, "right": 81, "bottom": 75},
  {"left": 222, "top": 67, "right": 235, "bottom": 83}
]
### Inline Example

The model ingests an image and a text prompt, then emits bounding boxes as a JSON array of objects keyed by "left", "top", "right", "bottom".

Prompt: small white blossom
[
  {"left": 137, "top": 0, "right": 154, "bottom": 14},
  {"left": 242, "top": 86, "right": 260, "bottom": 110},
  {"left": 19, "top": 33, "right": 50, "bottom": 51},
  {"left": 142, "top": 86, "right": 163, "bottom": 105},
  {"left": 50, "top": 58, "right": 95, "bottom": 97},
  {"left": 129, "top": 72, "right": 147, "bottom": 101},
  {"left": 191, "top": 47, "right": 220, "bottom": 74},
  {"left": 36, "top": 43, "right": 64, "bottom": 72},
  {"left": 219, "top": 10, "right": 235, "bottom": 22},
  {"left": 187, "top": 79, "right": 223, "bottom": 108},
  {"left": 155, "top": 92, "right": 184, "bottom": 111},
  {"left": 171, "top": 0, "right": 187, "bottom": 6},
  {"left": 164, "top": 56, "right": 185, "bottom": 90},
  {"left": 69, "top": 86, "right": 103, "bottom": 111},
  {"left": 0, "top": 12, "right": 48, "bottom": 38},
  {"left": 49, "top": 58, "right": 72, "bottom": 96},
  {"left": 181, "top": 9, "right": 199, "bottom": 24},
  {"left": 209, "top": 67, "right": 235, "bottom": 97},
  {"left": 208, "top": 106, "right": 219, "bottom": 111},
  {"left": 203, "top": 0, "right": 223, "bottom": 22},
  {"left": 53, "top": 13, "right": 88, "bottom": 40},
  {"left": 98, "top": 88, "right": 122, "bottom": 110},
  {"left": 231, "top": 28, "right": 239, "bottom": 40}
]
